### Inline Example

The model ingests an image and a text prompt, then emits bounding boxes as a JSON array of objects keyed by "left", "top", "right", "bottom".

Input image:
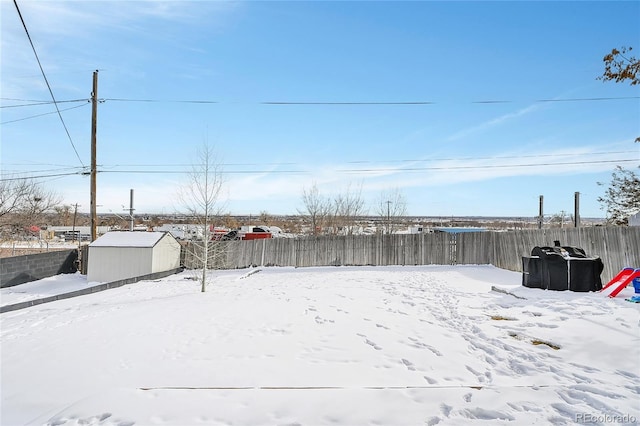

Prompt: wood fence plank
[{"left": 185, "top": 228, "right": 639, "bottom": 283}]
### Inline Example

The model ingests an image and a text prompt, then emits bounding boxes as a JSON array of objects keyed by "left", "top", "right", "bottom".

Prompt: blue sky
[{"left": 2, "top": 1, "right": 639, "bottom": 219}]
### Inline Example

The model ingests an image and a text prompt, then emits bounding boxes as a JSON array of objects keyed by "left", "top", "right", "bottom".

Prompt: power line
[
  {"left": 1, "top": 103, "right": 89, "bottom": 125},
  {"left": 1, "top": 161, "right": 82, "bottom": 167},
  {"left": 100, "top": 162, "right": 297, "bottom": 168},
  {"left": 0, "top": 171, "right": 85, "bottom": 182},
  {"left": 0, "top": 99, "right": 89, "bottom": 108},
  {"left": 1, "top": 166, "right": 86, "bottom": 175},
  {"left": 12, "top": 0, "right": 85, "bottom": 168},
  {"left": 84, "top": 150, "right": 640, "bottom": 169},
  {"left": 86, "top": 157, "right": 640, "bottom": 176},
  {"left": 5, "top": 150, "right": 636, "bottom": 174},
  {"left": 4, "top": 150, "right": 637, "bottom": 182},
  {"left": 261, "top": 101, "right": 435, "bottom": 105},
  {"left": 100, "top": 96, "right": 639, "bottom": 105},
  {"left": 535, "top": 96, "right": 640, "bottom": 102},
  {"left": 344, "top": 150, "right": 639, "bottom": 164},
  {"left": 99, "top": 169, "right": 308, "bottom": 175},
  {"left": 1, "top": 97, "right": 51, "bottom": 102},
  {"left": 105, "top": 98, "right": 218, "bottom": 104},
  {"left": 262, "top": 97, "right": 640, "bottom": 104},
  {"left": 59, "top": 157, "right": 640, "bottom": 177},
  {"left": 3, "top": 157, "right": 636, "bottom": 182},
  {"left": 338, "top": 158, "right": 639, "bottom": 173},
  {"left": 3, "top": 96, "right": 637, "bottom": 109}
]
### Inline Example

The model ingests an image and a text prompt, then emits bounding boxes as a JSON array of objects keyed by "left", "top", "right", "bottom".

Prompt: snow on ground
[
  {"left": 1, "top": 265, "right": 639, "bottom": 426},
  {"left": 0, "top": 272, "right": 94, "bottom": 305}
]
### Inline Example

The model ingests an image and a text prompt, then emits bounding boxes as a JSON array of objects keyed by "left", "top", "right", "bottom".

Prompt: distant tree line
[{"left": 298, "top": 182, "right": 407, "bottom": 236}]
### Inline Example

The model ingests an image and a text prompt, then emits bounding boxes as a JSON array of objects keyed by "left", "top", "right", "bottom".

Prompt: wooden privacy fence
[
  {"left": 227, "top": 233, "right": 452, "bottom": 268},
  {"left": 183, "top": 227, "right": 639, "bottom": 284},
  {"left": 457, "top": 227, "right": 640, "bottom": 283}
]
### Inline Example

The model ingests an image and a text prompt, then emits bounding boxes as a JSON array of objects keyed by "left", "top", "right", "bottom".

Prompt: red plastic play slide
[{"left": 600, "top": 268, "right": 640, "bottom": 298}]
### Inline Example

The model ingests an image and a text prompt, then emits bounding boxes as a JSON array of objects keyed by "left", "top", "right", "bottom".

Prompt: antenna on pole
[{"left": 128, "top": 189, "right": 135, "bottom": 231}]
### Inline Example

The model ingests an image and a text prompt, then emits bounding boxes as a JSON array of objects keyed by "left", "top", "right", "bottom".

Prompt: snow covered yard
[{"left": 1, "top": 265, "right": 638, "bottom": 426}]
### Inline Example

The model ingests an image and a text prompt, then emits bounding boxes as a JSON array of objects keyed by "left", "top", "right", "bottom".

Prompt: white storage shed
[{"left": 87, "top": 231, "right": 181, "bottom": 283}]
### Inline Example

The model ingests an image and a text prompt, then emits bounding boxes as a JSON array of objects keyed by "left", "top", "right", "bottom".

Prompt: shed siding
[
  {"left": 87, "top": 232, "right": 181, "bottom": 283},
  {"left": 87, "top": 247, "right": 153, "bottom": 283},
  {"left": 151, "top": 235, "right": 181, "bottom": 273}
]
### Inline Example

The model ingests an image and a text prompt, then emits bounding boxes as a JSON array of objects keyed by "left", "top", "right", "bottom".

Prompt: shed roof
[{"left": 89, "top": 231, "right": 173, "bottom": 248}]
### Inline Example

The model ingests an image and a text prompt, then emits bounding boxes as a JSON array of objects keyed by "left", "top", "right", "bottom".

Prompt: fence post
[{"left": 450, "top": 233, "right": 457, "bottom": 265}]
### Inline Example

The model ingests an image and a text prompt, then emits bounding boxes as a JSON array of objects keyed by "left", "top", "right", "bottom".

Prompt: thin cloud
[
  {"left": 447, "top": 103, "right": 543, "bottom": 142},
  {"left": 299, "top": 146, "right": 638, "bottom": 189},
  {"left": 217, "top": 145, "right": 637, "bottom": 212},
  {"left": 5, "top": 1, "right": 239, "bottom": 37}
]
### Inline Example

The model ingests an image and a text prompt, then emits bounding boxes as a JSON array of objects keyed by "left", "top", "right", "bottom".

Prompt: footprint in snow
[
  {"left": 314, "top": 316, "right": 334, "bottom": 324},
  {"left": 423, "top": 376, "right": 438, "bottom": 384},
  {"left": 365, "top": 339, "right": 382, "bottom": 350},
  {"left": 401, "top": 358, "right": 416, "bottom": 371}
]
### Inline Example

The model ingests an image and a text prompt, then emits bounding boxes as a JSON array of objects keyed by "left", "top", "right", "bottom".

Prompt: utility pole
[
  {"left": 574, "top": 191, "right": 580, "bottom": 228},
  {"left": 386, "top": 200, "right": 392, "bottom": 234},
  {"left": 538, "top": 195, "right": 544, "bottom": 229},
  {"left": 90, "top": 70, "right": 98, "bottom": 242}
]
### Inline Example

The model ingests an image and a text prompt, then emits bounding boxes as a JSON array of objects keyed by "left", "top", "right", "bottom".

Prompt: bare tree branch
[
  {"left": 298, "top": 182, "right": 330, "bottom": 235},
  {"left": 332, "top": 182, "right": 367, "bottom": 235},
  {"left": 0, "top": 178, "right": 61, "bottom": 237},
  {"left": 374, "top": 187, "right": 408, "bottom": 234},
  {"left": 177, "top": 143, "right": 226, "bottom": 292}
]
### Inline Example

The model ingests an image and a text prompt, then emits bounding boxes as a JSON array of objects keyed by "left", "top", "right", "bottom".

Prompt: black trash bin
[{"left": 522, "top": 241, "right": 603, "bottom": 292}]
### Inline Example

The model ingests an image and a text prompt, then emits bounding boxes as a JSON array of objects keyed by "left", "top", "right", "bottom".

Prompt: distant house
[
  {"left": 87, "top": 231, "right": 181, "bottom": 283},
  {"left": 46, "top": 226, "right": 111, "bottom": 241},
  {"left": 153, "top": 224, "right": 203, "bottom": 240},
  {"left": 629, "top": 213, "right": 640, "bottom": 227}
]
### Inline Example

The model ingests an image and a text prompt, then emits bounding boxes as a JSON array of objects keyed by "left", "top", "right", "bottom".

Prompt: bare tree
[
  {"left": 51, "top": 204, "right": 74, "bottom": 226},
  {"left": 259, "top": 210, "right": 271, "bottom": 225},
  {"left": 0, "top": 177, "right": 61, "bottom": 238},
  {"left": 178, "top": 144, "right": 225, "bottom": 292},
  {"left": 548, "top": 212, "right": 573, "bottom": 228},
  {"left": 298, "top": 182, "right": 330, "bottom": 235},
  {"left": 332, "top": 182, "right": 367, "bottom": 235},
  {"left": 374, "top": 187, "right": 408, "bottom": 234}
]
